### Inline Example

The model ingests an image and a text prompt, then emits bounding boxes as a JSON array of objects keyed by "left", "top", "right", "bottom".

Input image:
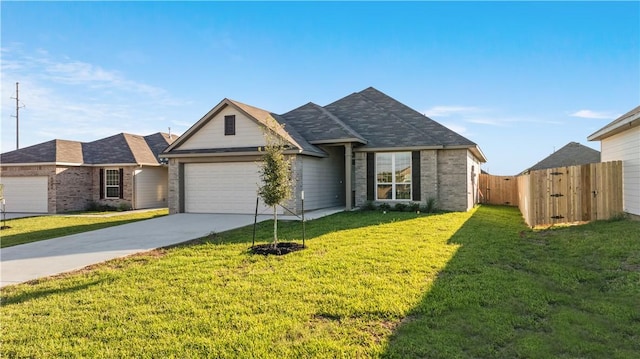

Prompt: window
[
  {"left": 376, "top": 152, "right": 411, "bottom": 200},
  {"left": 224, "top": 115, "right": 236, "bottom": 136},
  {"left": 105, "top": 169, "right": 121, "bottom": 198}
]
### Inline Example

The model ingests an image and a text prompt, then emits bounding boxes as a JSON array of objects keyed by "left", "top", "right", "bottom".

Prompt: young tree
[{"left": 258, "top": 126, "right": 292, "bottom": 248}]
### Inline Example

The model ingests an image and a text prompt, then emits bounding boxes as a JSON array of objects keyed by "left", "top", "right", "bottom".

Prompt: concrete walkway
[{"left": 0, "top": 207, "right": 343, "bottom": 287}]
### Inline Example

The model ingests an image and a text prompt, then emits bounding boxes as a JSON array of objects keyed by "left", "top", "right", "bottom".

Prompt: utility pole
[{"left": 10, "top": 82, "right": 23, "bottom": 150}]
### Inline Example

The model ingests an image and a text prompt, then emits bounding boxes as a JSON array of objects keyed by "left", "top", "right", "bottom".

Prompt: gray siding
[
  {"left": 134, "top": 166, "right": 168, "bottom": 209},
  {"left": 300, "top": 146, "right": 345, "bottom": 211}
]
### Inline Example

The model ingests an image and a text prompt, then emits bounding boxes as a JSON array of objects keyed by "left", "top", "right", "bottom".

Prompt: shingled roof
[
  {"left": 522, "top": 142, "right": 601, "bottom": 174},
  {"left": 324, "top": 87, "right": 477, "bottom": 149},
  {"left": 1, "top": 133, "right": 174, "bottom": 166},
  {"left": 164, "top": 87, "right": 486, "bottom": 162},
  {"left": 280, "top": 102, "right": 367, "bottom": 144}
]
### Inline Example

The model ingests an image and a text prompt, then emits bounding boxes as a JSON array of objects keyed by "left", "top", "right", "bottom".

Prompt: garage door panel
[
  {"left": 0, "top": 176, "right": 48, "bottom": 213},
  {"left": 185, "top": 162, "right": 275, "bottom": 214}
]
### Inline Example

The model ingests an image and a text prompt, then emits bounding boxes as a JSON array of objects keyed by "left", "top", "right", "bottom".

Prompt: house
[
  {"left": 0, "top": 132, "right": 175, "bottom": 213},
  {"left": 588, "top": 105, "right": 640, "bottom": 217},
  {"left": 520, "top": 142, "right": 601, "bottom": 175},
  {"left": 162, "top": 87, "right": 486, "bottom": 215}
]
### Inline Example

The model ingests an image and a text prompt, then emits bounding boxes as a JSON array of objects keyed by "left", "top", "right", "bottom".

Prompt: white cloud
[
  {"left": 467, "top": 118, "right": 504, "bottom": 126},
  {"left": 440, "top": 122, "right": 470, "bottom": 136},
  {"left": 570, "top": 110, "right": 618, "bottom": 120},
  {"left": 423, "top": 105, "right": 483, "bottom": 118},
  {"left": 1, "top": 47, "right": 191, "bottom": 152}
]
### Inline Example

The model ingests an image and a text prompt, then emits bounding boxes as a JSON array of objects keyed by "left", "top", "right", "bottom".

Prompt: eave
[{"left": 588, "top": 111, "right": 640, "bottom": 141}]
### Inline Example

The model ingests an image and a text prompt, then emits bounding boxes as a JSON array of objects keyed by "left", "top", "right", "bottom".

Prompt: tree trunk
[{"left": 272, "top": 205, "right": 278, "bottom": 248}]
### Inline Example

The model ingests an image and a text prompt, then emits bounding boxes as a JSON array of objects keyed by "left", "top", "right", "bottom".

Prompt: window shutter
[
  {"left": 366, "top": 152, "right": 374, "bottom": 201},
  {"left": 99, "top": 169, "right": 105, "bottom": 199},
  {"left": 412, "top": 151, "right": 421, "bottom": 201},
  {"left": 119, "top": 168, "right": 124, "bottom": 199}
]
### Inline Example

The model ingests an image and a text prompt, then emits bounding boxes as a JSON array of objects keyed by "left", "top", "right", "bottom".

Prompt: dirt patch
[{"left": 250, "top": 242, "right": 305, "bottom": 256}]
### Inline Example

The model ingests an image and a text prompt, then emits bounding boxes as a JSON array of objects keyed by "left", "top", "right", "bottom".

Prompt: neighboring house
[
  {"left": 162, "top": 87, "right": 487, "bottom": 214},
  {"left": 520, "top": 142, "right": 601, "bottom": 175},
  {"left": 588, "top": 105, "right": 640, "bottom": 217},
  {"left": 0, "top": 132, "right": 175, "bottom": 213}
]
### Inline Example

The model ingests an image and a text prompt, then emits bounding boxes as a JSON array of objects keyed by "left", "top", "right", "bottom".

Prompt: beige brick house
[
  {"left": 162, "top": 87, "right": 486, "bottom": 214},
  {"left": 0, "top": 133, "right": 175, "bottom": 213}
]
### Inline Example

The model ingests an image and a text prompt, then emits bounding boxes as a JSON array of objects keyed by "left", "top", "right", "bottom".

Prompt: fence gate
[
  {"left": 479, "top": 174, "right": 518, "bottom": 206},
  {"left": 518, "top": 161, "right": 623, "bottom": 227}
]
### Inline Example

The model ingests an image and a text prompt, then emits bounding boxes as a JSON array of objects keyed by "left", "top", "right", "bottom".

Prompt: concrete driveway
[
  {"left": 0, "top": 207, "right": 344, "bottom": 287},
  {"left": 0, "top": 213, "right": 271, "bottom": 287}
]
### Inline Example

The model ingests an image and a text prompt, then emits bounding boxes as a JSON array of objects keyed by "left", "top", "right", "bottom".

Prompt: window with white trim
[
  {"left": 376, "top": 152, "right": 411, "bottom": 200},
  {"left": 105, "top": 169, "right": 121, "bottom": 198}
]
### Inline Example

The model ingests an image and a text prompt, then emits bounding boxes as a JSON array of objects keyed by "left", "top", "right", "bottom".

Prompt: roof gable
[
  {"left": 164, "top": 98, "right": 324, "bottom": 156},
  {"left": 523, "top": 142, "right": 601, "bottom": 173}
]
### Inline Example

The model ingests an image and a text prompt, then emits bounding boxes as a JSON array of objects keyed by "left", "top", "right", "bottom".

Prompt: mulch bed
[{"left": 250, "top": 242, "right": 305, "bottom": 256}]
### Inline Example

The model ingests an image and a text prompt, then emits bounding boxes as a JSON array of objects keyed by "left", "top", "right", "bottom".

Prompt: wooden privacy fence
[
  {"left": 517, "top": 161, "right": 623, "bottom": 227},
  {"left": 479, "top": 174, "right": 519, "bottom": 206}
]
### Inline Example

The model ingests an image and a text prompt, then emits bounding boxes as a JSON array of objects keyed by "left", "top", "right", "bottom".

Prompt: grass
[
  {"left": 0, "top": 209, "right": 168, "bottom": 248},
  {"left": 1, "top": 206, "right": 638, "bottom": 358}
]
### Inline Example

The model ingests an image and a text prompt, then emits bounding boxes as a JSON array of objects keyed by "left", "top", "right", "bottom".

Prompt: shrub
[
  {"left": 422, "top": 197, "right": 438, "bottom": 213},
  {"left": 86, "top": 201, "right": 117, "bottom": 212},
  {"left": 394, "top": 203, "right": 407, "bottom": 212},
  {"left": 117, "top": 202, "right": 132, "bottom": 212},
  {"left": 360, "top": 201, "right": 377, "bottom": 211},
  {"left": 407, "top": 202, "right": 421, "bottom": 212},
  {"left": 379, "top": 203, "right": 391, "bottom": 212}
]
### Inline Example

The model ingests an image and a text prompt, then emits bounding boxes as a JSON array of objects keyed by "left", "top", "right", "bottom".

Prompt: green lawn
[
  {"left": 1, "top": 206, "right": 638, "bottom": 358},
  {"left": 0, "top": 209, "right": 168, "bottom": 248}
]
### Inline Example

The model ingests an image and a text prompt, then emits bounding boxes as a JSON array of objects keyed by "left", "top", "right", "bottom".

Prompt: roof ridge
[
  {"left": 354, "top": 90, "right": 440, "bottom": 143},
  {"left": 123, "top": 133, "right": 158, "bottom": 165},
  {"left": 312, "top": 103, "right": 366, "bottom": 142}
]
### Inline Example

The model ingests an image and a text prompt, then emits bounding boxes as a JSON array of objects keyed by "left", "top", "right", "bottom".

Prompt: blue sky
[{"left": 2, "top": 1, "right": 638, "bottom": 175}]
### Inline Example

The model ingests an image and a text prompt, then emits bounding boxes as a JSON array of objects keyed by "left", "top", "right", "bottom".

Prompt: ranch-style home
[
  {"left": 163, "top": 87, "right": 486, "bottom": 215},
  {"left": 588, "top": 105, "right": 640, "bottom": 217},
  {"left": 0, "top": 132, "right": 175, "bottom": 213}
]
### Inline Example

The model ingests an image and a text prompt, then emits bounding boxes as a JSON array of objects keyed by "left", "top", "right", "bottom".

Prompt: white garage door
[
  {"left": 0, "top": 176, "right": 48, "bottom": 213},
  {"left": 185, "top": 162, "right": 274, "bottom": 214}
]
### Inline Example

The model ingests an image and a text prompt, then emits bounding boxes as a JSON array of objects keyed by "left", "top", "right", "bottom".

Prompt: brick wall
[
  {"left": 167, "top": 159, "right": 180, "bottom": 214},
  {"left": 354, "top": 152, "right": 367, "bottom": 207},
  {"left": 54, "top": 166, "right": 93, "bottom": 212},
  {"left": 436, "top": 149, "right": 469, "bottom": 211},
  {"left": 354, "top": 149, "right": 472, "bottom": 212},
  {"left": 90, "top": 166, "right": 135, "bottom": 210}
]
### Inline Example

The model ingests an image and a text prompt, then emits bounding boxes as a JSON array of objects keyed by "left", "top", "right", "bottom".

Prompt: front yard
[{"left": 1, "top": 206, "right": 638, "bottom": 358}]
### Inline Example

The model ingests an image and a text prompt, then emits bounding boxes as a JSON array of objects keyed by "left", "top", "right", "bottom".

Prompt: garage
[
  {"left": 0, "top": 176, "right": 49, "bottom": 213},
  {"left": 184, "top": 162, "right": 274, "bottom": 214}
]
